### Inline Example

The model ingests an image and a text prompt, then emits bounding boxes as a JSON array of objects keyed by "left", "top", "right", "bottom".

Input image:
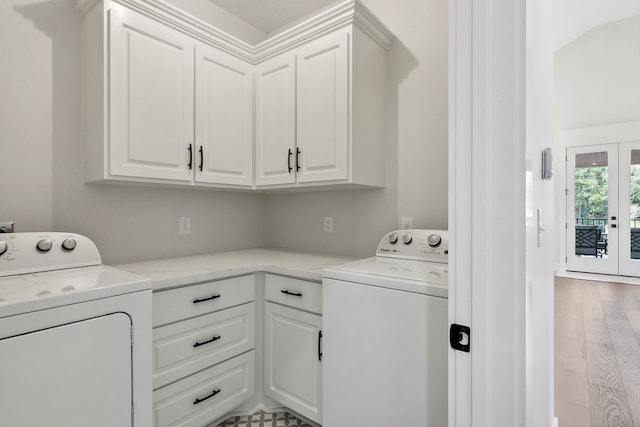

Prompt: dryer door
[{"left": 0, "top": 313, "right": 132, "bottom": 427}]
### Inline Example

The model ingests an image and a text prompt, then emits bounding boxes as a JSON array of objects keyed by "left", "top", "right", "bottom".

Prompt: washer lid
[
  {"left": 324, "top": 257, "right": 448, "bottom": 297},
  {"left": 0, "top": 265, "right": 150, "bottom": 318}
]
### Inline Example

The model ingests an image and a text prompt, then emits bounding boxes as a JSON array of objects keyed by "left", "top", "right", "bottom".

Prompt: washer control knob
[
  {"left": 36, "top": 239, "right": 52, "bottom": 252},
  {"left": 388, "top": 232, "right": 398, "bottom": 244},
  {"left": 402, "top": 233, "right": 413, "bottom": 244},
  {"left": 62, "top": 238, "right": 77, "bottom": 251},
  {"left": 0, "top": 240, "right": 7, "bottom": 256},
  {"left": 427, "top": 234, "right": 442, "bottom": 247}
]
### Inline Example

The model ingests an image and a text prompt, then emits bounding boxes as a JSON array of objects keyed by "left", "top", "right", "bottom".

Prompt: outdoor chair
[
  {"left": 575, "top": 225, "right": 599, "bottom": 257},
  {"left": 631, "top": 228, "right": 640, "bottom": 259}
]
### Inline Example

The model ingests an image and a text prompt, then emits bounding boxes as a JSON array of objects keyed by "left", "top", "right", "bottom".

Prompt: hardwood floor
[{"left": 555, "top": 277, "right": 640, "bottom": 427}]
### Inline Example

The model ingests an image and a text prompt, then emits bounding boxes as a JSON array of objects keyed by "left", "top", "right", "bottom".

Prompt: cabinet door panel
[
  {"left": 196, "top": 45, "right": 253, "bottom": 186},
  {"left": 109, "top": 6, "right": 194, "bottom": 182},
  {"left": 264, "top": 302, "right": 322, "bottom": 424},
  {"left": 296, "top": 30, "right": 350, "bottom": 183},
  {"left": 255, "top": 54, "right": 297, "bottom": 186}
]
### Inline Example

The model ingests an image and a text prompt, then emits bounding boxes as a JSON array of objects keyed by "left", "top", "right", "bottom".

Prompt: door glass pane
[
  {"left": 574, "top": 152, "right": 608, "bottom": 258},
  {"left": 629, "top": 150, "right": 640, "bottom": 259}
]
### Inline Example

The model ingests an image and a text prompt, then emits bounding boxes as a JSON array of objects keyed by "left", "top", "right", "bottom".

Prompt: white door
[
  {"left": 296, "top": 30, "right": 349, "bottom": 183},
  {"left": 566, "top": 144, "right": 619, "bottom": 274},
  {"left": 264, "top": 302, "right": 322, "bottom": 424},
  {"left": 0, "top": 314, "right": 132, "bottom": 427},
  {"left": 255, "top": 53, "right": 297, "bottom": 187},
  {"left": 618, "top": 141, "right": 640, "bottom": 276},
  {"left": 567, "top": 142, "right": 640, "bottom": 276},
  {"left": 109, "top": 6, "right": 194, "bottom": 182},
  {"left": 195, "top": 44, "right": 253, "bottom": 186}
]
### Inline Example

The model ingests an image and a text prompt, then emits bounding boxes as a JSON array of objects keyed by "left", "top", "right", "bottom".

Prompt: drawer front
[
  {"left": 265, "top": 274, "right": 322, "bottom": 314},
  {"left": 153, "top": 351, "right": 255, "bottom": 427},
  {"left": 153, "top": 275, "right": 254, "bottom": 327},
  {"left": 153, "top": 303, "right": 255, "bottom": 389}
]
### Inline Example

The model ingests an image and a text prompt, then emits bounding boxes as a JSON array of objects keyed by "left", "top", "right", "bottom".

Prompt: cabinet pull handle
[
  {"left": 281, "top": 290, "right": 302, "bottom": 297},
  {"left": 193, "top": 335, "right": 221, "bottom": 348},
  {"left": 193, "top": 388, "right": 221, "bottom": 405},
  {"left": 188, "top": 144, "right": 193, "bottom": 170},
  {"left": 193, "top": 294, "right": 221, "bottom": 304},
  {"left": 318, "top": 331, "right": 323, "bottom": 361},
  {"left": 296, "top": 148, "right": 301, "bottom": 172},
  {"left": 288, "top": 149, "right": 293, "bottom": 173},
  {"left": 199, "top": 146, "right": 204, "bottom": 171}
]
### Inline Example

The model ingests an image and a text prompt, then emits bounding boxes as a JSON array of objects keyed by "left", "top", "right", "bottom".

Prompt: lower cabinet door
[
  {"left": 153, "top": 351, "right": 255, "bottom": 427},
  {"left": 264, "top": 302, "right": 322, "bottom": 424}
]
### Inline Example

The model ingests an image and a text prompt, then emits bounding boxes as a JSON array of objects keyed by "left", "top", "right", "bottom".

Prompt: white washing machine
[
  {"left": 322, "top": 229, "right": 448, "bottom": 427},
  {"left": 0, "top": 232, "right": 152, "bottom": 427}
]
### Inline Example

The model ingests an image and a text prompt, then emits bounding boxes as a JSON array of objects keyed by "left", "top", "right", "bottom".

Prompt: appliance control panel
[
  {"left": 376, "top": 229, "right": 449, "bottom": 263},
  {"left": 0, "top": 233, "right": 102, "bottom": 277}
]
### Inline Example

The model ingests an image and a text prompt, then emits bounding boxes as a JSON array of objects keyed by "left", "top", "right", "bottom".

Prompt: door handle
[
  {"left": 288, "top": 149, "right": 293, "bottom": 173},
  {"left": 188, "top": 144, "right": 193, "bottom": 170},
  {"left": 199, "top": 146, "right": 204, "bottom": 172},
  {"left": 296, "top": 148, "right": 301, "bottom": 172}
]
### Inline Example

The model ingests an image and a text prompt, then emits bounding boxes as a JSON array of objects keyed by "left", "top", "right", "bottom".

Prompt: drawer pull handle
[
  {"left": 318, "top": 330, "right": 323, "bottom": 361},
  {"left": 193, "top": 294, "right": 221, "bottom": 304},
  {"left": 281, "top": 290, "right": 302, "bottom": 297},
  {"left": 193, "top": 388, "right": 221, "bottom": 405},
  {"left": 193, "top": 335, "right": 221, "bottom": 348}
]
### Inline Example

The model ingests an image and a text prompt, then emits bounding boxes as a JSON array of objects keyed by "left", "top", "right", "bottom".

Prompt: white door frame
[{"left": 448, "top": 0, "right": 555, "bottom": 425}]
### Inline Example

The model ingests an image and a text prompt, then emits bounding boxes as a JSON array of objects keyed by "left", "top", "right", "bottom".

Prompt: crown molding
[
  {"left": 77, "top": 0, "right": 395, "bottom": 64},
  {"left": 114, "top": 0, "right": 255, "bottom": 62}
]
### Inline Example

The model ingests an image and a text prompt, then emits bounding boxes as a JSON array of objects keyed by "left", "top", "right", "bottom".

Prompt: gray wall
[
  {"left": 0, "top": 0, "right": 448, "bottom": 263},
  {"left": 0, "top": 0, "right": 267, "bottom": 265},
  {"left": 265, "top": 0, "right": 449, "bottom": 258}
]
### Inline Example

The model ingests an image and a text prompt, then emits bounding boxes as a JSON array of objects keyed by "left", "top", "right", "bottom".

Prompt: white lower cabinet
[
  {"left": 152, "top": 276, "right": 255, "bottom": 427},
  {"left": 153, "top": 351, "right": 255, "bottom": 427},
  {"left": 151, "top": 272, "right": 325, "bottom": 426},
  {"left": 264, "top": 275, "right": 323, "bottom": 424}
]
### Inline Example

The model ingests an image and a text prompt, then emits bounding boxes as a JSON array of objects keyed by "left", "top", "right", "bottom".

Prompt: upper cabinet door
[
  {"left": 195, "top": 44, "right": 253, "bottom": 186},
  {"left": 255, "top": 53, "right": 297, "bottom": 187},
  {"left": 296, "top": 30, "right": 350, "bottom": 183},
  {"left": 109, "top": 6, "right": 194, "bottom": 182}
]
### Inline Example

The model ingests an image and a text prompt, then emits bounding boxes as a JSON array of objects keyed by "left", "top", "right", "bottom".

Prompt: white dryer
[
  {"left": 323, "top": 229, "right": 449, "bottom": 427},
  {"left": 0, "top": 233, "right": 152, "bottom": 427}
]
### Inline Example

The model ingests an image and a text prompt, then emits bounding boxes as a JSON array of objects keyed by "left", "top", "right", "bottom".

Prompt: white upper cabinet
[
  {"left": 195, "top": 44, "right": 253, "bottom": 186},
  {"left": 296, "top": 30, "right": 350, "bottom": 184},
  {"left": 109, "top": 6, "right": 194, "bottom": 183},
  {"left": 255, "top": 53, "right": 297, "bottom": 186},
  {"left": 255, "top": 20, "right": 392, "bottom": 189},
  {"left": 80, "top": 0, "right": 393, "bottom": 191}
]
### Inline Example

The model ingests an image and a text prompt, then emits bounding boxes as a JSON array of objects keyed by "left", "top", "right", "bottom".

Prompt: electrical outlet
[
  {"left": 179, "top": 217, "right": 191, "bottom": 235},
  {"left": 400, "top": 217, "right": 413, "bottom": 230},
  {"left": 324, "top": 217, "right": 334, "bottom": 233}
]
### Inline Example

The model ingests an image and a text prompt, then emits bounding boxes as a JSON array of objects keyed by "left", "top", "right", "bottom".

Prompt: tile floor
[{"left": 216, "top": 411, "right": 312, "bottom": 427}]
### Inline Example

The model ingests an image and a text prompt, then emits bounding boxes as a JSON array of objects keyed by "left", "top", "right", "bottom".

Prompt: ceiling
[
  {"left": 554, "top": 0, "right": 640, "bottom": 49},
  {"left": 208, "top": 0, "right": 338, "bottom": 34}
]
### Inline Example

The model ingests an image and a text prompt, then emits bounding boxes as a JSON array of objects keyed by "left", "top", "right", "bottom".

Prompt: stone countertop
[{"left": 113, "top": 248, "right": 358, "bottom": 291}]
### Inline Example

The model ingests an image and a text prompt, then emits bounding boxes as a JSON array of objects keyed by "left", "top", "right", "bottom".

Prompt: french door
[{"left": 567, "top": 142, "right": 640, "bottom": 276}]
